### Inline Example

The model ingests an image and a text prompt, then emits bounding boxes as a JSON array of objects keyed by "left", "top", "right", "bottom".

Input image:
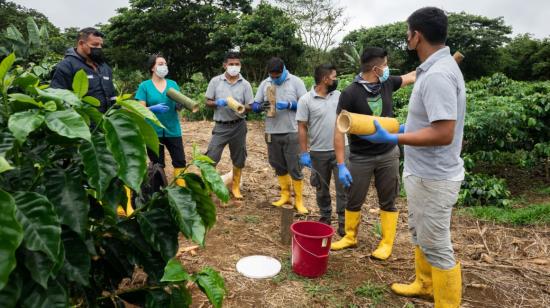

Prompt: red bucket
[{"left": 290, "top": 221, "right": 335, "bottom": 278}]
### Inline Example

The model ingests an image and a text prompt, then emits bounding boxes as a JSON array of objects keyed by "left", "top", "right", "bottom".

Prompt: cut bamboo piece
[
  {"left": 166, "top": 88, "right": 199, "bottom": 113},
  {"left": 337, "top": 110, "right": 400, "bottom": 135},
  {"left": 226, "top": 96, "right": 245, "bottom": 114},
  {"left": 280, "top": 204, "right": 294, "bottom": 245},
  {"left": 453, "top": 51, "right": 465, "bottom": 64},
  {"left": 266, "top": 85, "right": 277, "bottom": 118}
]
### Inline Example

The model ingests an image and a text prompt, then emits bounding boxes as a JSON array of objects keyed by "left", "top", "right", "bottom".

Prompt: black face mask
[
  {"left": 89, "top": 47, "right": 105, "bottom": 64},
  {"left": 327, "top": 79, "right": 338, "bottom": 93}
]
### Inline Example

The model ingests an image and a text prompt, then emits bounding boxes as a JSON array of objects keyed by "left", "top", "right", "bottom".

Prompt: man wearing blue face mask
[
  {"left": 331, "top": 47, "right": 416, "bottom": 261},
  {"left": 253, "top": 57, "right": 308, "bottom": 214}
]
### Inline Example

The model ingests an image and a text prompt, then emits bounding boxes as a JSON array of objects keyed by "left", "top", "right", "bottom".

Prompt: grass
[
  {"left": 460, "top": 203, "right": 550, "bottom": 225},
  {"left": 354, "top": 281, "right": 386, "bottom": 306},
  {"left": 371, "top": 222, "right": 382, "bottom": 238}
]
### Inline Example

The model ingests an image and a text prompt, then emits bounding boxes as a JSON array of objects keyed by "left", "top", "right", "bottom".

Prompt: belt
[{"left": 215, "top": 118, "right": 244, "bottom": 125}]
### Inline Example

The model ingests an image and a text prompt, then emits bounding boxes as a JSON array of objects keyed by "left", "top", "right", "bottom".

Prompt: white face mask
[
  {"left": 155, "top": 65, "right": 168, "bottom": 78},
  {"left": 226, "top": 65, "right": 241, "bottom": 77}
]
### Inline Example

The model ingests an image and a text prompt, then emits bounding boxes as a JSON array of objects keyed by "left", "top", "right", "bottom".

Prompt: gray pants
[
  {"left": 347, "top": 146, "right": 400, "bottom": 212},
  {"left": 310, "top": 150, "right": 348, "bottom": 222},
  {"left": 206, "top": 120, "right": 247, "bottom": 168},
  {"left": 404, "top": 175, "right": 462, "bottom": 269},
  {"left": 266, "top": 133, "right": 303, "bottom": 180}
]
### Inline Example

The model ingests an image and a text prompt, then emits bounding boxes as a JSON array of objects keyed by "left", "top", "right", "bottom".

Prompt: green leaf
[
  {"left": 166, "top": 186, "right": 206, "bottom": 246},
  {"left": 0, "top": 131, "right": 15, "bottom": 155},
  {"left": 194, "top": 267, "right": 226, "bottom": 308},
  {"left": 36, "top": 88, "right": 81, "bottom": 106},
  {"left": 184, "top": 173, "right": 216, "bottom": 230},
  {"left": 13, "top": 73, "right": 39, "bottom": 89},
  {"left": 26, "top": 17, "right": 41, "bottom": 48},
  {"left": 121, "top": 109, "right": 160, "bottom": 156},
  {"left": 0, "top": 190, "right": 24, "bottom": 290},
  {"left": 44, "top": 168, "right": 89, "bottom": 238},
  {"left": 0, "top": 53, "right": 16, "bottom": 82},
  {"left": 20, "top": 279, "right": 67, "bottom": 308},
  {"left": 194, "top": 161, "right": 229, "bottom": 203},
  {"left": 0, "top": 156, "right": 14, "bottom": 174},
  {"left": 8, "top": 110, "right": 44, "bottom": 143},
  {"left": 13, "top": 191, "right": 61, "bottom": 263},
  {"left": 82, "top": 95, "right": 100, "bottom": 107},
  {"left": 117, "top": 99, "right": 165, "bottom": 128},
  {"left": 8, "top": 93, "right": 40, "bottom": 106},
  {"left": 137, "top": 208, "right": 178, "bottom": 261},
  {"left": 45, "top": 109, "right": 91, "bottom": 142},
  {"left": 161, "top": 259, "right": 191, "bottom": 282},
  {"left": 60, "top": 229, "right": 90, "bottom": 286},
  {"left": 72, "top": 69, "right": 89, "bottom": 99},
  {"left": 79, "top": 133, "right": 117, "bottom": 199},
  {"left": 39, "top": 25, "right": 49, "bottom": 41},
  {"left": 24, "top": 250, "right": 53, "bottom": 289},
  {"left": 169, "top": 285, "right": 192, "bottom": 308},
  {"left": 0, "top": 270, "right": 22, "bottom": 307},
  {"left": 43, "top": 101, "right": 57, "bottom": 112},
  {"left": 103, "top": 110, "right": 147, "bottom": 192}
]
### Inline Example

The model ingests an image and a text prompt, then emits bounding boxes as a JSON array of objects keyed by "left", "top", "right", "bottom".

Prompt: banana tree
[
  {"left": 0, "top": 17, "right": 49, "bottom": 62},
  {"left": 0, "top": 53, "right": 228, "bottom": 307}
]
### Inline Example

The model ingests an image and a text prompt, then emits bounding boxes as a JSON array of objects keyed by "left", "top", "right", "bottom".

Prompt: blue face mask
[
  {"left": 377, "top": 66, "right": 390, "bottom": 83},
  {"left": 272, "top": 67, "right": 288, "bottom": 86}
]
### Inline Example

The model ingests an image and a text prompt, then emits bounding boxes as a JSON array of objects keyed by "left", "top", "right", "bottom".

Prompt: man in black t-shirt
[{"left": 331, "top": 47, "right": 415, "bottom": 261}]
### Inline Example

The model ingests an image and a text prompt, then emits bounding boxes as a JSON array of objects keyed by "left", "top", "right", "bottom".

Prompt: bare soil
[{"left": 166, "top": 121, "right": 550, "bottom": 308}]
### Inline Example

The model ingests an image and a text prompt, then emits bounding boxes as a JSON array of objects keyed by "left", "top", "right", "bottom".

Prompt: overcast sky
[{"left": 10, "top": 0, "right": 549, "bottom": 41}]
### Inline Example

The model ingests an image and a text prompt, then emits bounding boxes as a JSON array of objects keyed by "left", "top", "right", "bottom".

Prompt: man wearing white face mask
[
  {"left": 205, "top": 51, "right": 254, "bottom": 200},
  {"left": 331, "top": 47, "right": 416, "bottom": 261}
]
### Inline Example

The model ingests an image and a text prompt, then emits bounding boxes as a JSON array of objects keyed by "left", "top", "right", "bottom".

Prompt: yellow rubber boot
[
  {"left": 391, "top": 246, "right": 433, "bottom": 298},
  {"left": 272, "top": 174, "right": 291, "bottom": 207},
  {"left": 173, "top": 167, "right": 186, "bottom": 187},
  {"left": 330, "top": 210, "right": 360, "bottom": 250},
  {"left": 291, "top": 179, "right": 308, "bottom": 214},
  {"left": 232, "top": 166, "right": 243, "bottom": 199},
  {"left": 432, "top": 263, "right": 462, "bottom": 308},
  {"left": 371, "top": 210, "right": 399, "bottom": 260}
]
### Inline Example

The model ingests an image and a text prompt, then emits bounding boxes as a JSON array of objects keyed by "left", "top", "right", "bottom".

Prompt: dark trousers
[
  {"left": 266, "top": 132, "right": 303, "bottom": 180},
  {"left": 206, "top": 120, "right": 247, "bottom": 168},
  {"left": 147, "top": 136, "right": 186, "bottom": 168},
  {"left": 347, "top": 146, "right": 400, "bottom": 212},
  {"left": 310, "top": 150, "right": 348, "bottom": 222}
]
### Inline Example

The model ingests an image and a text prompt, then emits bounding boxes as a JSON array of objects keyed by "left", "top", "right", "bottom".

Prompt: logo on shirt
[{"left": 367, "top": 95, "right": 383, "bottom": 116}]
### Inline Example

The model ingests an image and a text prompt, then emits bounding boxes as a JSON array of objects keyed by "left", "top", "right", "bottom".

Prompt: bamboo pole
[
  {"left": 226, "top": 96, "right": 245, "bottom": 114},
  {"left": 266, "top": 85, "right": 277, "bottom": 118},
  {"left": 166, "top": 88, "right": 199, "bottom": 113},
  {"left": 337, "top": 110, "right": 400, "bottom": 135},
  {"left": 453, "top": 51, "right": 465, "bottom": 64}
]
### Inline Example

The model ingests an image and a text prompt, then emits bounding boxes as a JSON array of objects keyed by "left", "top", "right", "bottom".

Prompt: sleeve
[
  {"left": 422, "top": 73, "right": 458, "bottom": 123},
  {"left": 295, "top": 96, "right": 309, "bottom": 122},
  {"left": 173, "top": 80, "right": 181, "bottom": 91},
  {"left": 135, "top": 82, "right": 147, "bottom": 104},
  {"left": 50, "top": 62, "right": 73, "bottom": 90},
  {"left": 205, "top": 78, "right": 217, "bottom": 100},
  {"left": 336, "top": 90, "right": 350, "bottom": 114},
  {"left": 390, "top": 76, "right": 403, "bottom": 92},
  {"left": 109, "top": 68, "right": 118, "bottom": 97},
  {"left": 254, "top": 81, "right": 266, "bottom": 102},
  {"left": 243, "top": 81, "right": 254, "bottom": 105},
  {"left": 295, "top": 78, "right": 307, "bottom": 100}
]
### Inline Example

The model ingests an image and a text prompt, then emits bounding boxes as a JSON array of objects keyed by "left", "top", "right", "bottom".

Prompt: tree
[
  {"left": 0, "top": 1, "right": 59, "bottom": 37},
  {"left": 104, "top": 0, "right": 252, "bottom": 82},
  {"left": 230, "top": 2, "right": 305, "bottom": 82},
  {"left": 499, "top": 34, "right": 550, "bottom": 80}
]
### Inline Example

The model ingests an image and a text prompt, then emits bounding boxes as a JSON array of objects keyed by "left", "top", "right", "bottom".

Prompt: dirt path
[{"left": 167, "top": 121, "right": 550, "bottom": 308}]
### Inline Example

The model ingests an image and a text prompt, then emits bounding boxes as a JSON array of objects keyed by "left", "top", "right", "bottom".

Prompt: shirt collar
[
  {"left": 418, "top": 46, "right": 450, "bottom": 72},
  {"left": 311, "top": 87, "right": 334, "bottom": 99},
  {"left": 221, "top": 73, "right": 243, "bottom": 82}
]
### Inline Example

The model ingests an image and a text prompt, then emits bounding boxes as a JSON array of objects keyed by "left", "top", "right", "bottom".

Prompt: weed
[
  {"left": 371, "top": 222, "right": 382, "bottom": 239},
  {"left": 460, "top": 203, "right": 550, "bottom": 225},
  {"left": 355, "top": 281, "right": 386, "bottom": 306}
]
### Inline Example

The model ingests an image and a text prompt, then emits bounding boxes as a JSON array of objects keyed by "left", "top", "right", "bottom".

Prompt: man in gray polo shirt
[
  {"left": 361, "top": 7, "right": 466, "bottom": 307},
  {"left": 205, "top": 51, "right": 254, "bottom": 199},
  {"left": 296, "top": 64, "right": 348, "bottom": 236},
  {"left": 252, "top": 57, "right": 308, "bottom": 214}
]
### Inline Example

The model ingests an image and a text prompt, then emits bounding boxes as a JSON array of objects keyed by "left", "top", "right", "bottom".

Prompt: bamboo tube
[
  {"left": 453, "top": 51, "right": 465, "bottom": 64},
  {"left": 166, "top": 88, "right": 199, "bottom": 113},
  {"left": 337, "top": 110, "right": 400, "bottom": 135},
  {"left": 266, "top": 85, "right": 277, "bottom": 118},
  {"left": 226, "top": 96, "right": 246, "bottom": 114}
]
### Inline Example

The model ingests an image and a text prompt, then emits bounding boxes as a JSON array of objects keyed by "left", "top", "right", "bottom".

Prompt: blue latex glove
[
  {"left": 276, "top": 100, "right": 298, "bottom": 110},
  {"left": 216, "top": 98, "right": 227, "bottom": 107},
  {"left": 299, "top": 152, "right": 312, "bottom": 168},
  {"left": 337, "top": 163, "right": 353, "bottom": 188},
  {"left": 251, "top": 101, "right": 263, "bottom": 113},
  {"left": 399, "top": 124, "right": 405, "bottom": 134},
  {"left": 149, "top": 103, "right": 169, "bottom": 114},
  {"left": 358, "top": 120, "right": 399, "bottom": 144}
]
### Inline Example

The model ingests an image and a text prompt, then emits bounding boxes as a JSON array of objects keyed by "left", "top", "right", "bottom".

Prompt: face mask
[
  {"left": 376, "top": 66, "right": 390, "bottom": 83},
  {"left": 327, "top": 79, "right": 338, "bottom": 93},
  {"left": 226, "top": 65, "right": 241, "bottom": 77},
  {"left": 272, "top": 67, "right": 288, "bottom": 86},
  {"left": 155, "top": 65, "right": 168, "bottom": 78},
  {"left": 89, "top": 47, "right": 105, "bottom": 64}
]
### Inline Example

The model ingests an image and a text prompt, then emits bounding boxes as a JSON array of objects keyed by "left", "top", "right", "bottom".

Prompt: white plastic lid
[{"left": 236, "top": 255, "right": 282, "bottom": 279}]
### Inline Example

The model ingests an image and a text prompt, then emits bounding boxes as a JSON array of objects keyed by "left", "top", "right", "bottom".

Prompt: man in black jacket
[{"left": 51, "top": 27, "right": 116, "bottom": 113}]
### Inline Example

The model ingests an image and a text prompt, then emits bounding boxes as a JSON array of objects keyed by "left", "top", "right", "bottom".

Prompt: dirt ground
[{"left": 165, "top": 121, "right": 550, "bottom": 308}]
